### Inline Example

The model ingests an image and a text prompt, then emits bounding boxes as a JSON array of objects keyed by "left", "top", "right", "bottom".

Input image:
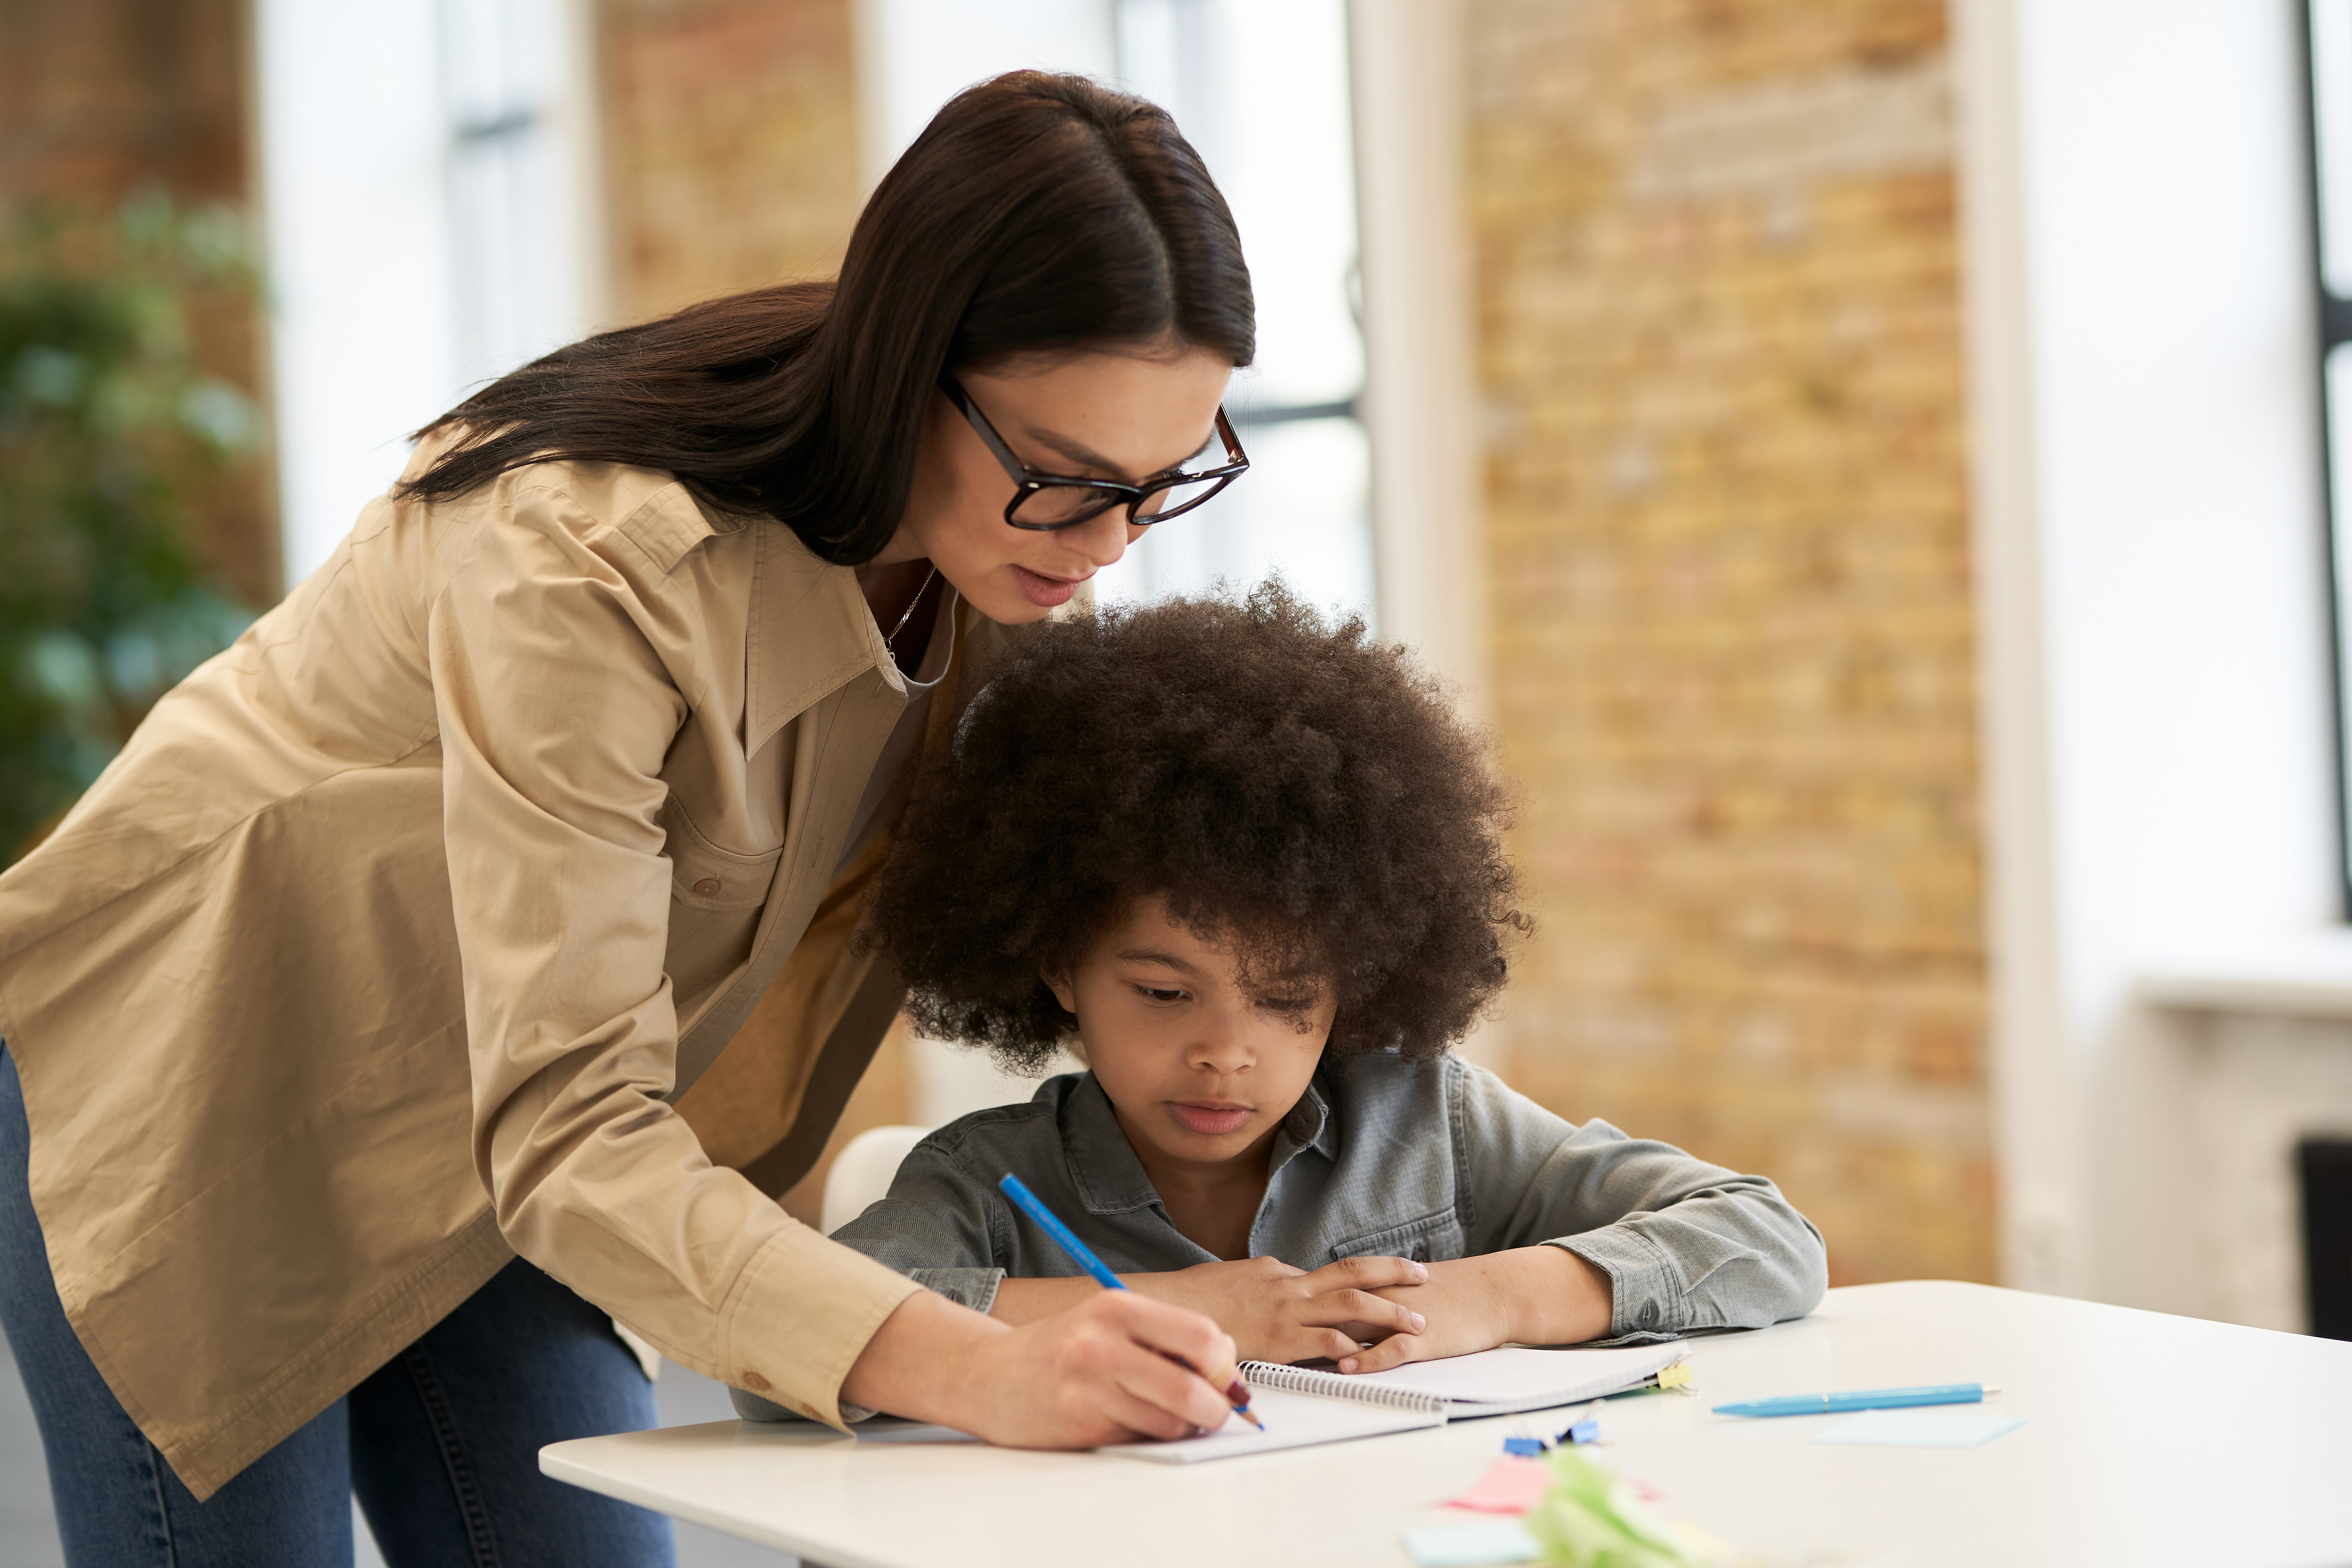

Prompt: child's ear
[{"left": 1042, "top": 967, "right": 1078, "bottom": 1016}]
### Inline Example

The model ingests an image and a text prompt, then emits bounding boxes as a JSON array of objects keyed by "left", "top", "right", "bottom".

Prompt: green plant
[{"left": 0, "top": 190, "right": 265, "bottom": 858}]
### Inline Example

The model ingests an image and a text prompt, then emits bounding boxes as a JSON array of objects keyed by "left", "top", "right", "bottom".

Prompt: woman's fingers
[
  {"left": 1084, "top": 1292, "right": 1238, "bottom": 1431},
  {"left": 1099, "top": 1384, "right": 1211, "bottom": 1443}
]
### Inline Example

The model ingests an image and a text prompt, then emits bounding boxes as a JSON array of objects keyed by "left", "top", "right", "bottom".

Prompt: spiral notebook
[{"left": 1101, "top": 1342, "right": 1687, "bottom": 1464}]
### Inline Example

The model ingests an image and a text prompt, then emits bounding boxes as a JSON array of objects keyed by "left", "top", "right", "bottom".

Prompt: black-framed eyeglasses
[{"left": 940, "top": 372, "right": 1250, "bottom": 531}]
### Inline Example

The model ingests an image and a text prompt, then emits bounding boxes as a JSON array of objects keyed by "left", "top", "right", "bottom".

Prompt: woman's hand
[
  {"left": 992, "top": 1255, "right": 1432, "bottom": 1364},
  {"left": 840, "top": 1287, "right": 1241, "bottom": 1447},
  {"left": 1336, "top": 1246, "right": 1615, "bottom": 1374}
]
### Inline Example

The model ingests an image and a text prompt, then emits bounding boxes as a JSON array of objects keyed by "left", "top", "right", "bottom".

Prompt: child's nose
[{"left": 1187, "top": 1012, "right": 1255, "bottom": 1075}]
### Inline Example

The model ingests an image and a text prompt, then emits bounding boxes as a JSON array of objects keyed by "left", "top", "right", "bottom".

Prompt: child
[{"left": 771, "top": 584, "right": 1824, "bottom": 1399}]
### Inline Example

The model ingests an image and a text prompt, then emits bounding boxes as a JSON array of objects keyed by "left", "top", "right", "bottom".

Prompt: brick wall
[
  {"left": 0, "top": 0, "right": 278, "bottom": 604},
  {"left": 597, "top": 0, "right": 865, "bottom": 324},
  {"left": 1462, "top": 0, "right": 1992, "bottom": 1285},
  {"left": 595, "top": 0, "right": 908, "bottom": 1221}
]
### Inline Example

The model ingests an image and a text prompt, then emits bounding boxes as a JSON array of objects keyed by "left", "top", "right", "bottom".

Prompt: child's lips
[{"left": 1169, "top": 1102, "right": 1252, "bottom": 1136}]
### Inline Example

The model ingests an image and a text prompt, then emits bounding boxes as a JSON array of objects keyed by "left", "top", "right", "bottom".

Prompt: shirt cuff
[
  {"left": 720, "top": 1225, "right": 923, "bottom": 1431},
  {"left": 1551, "top": 1226, "right": 1687, "bottom": 1339},
  {"left": 905, "top": 1267, "right": 1005, "bottom": 1316}
]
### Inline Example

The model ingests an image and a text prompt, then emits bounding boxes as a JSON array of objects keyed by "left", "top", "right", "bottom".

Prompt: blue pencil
[
  {"left": 1713, "top": 1382, "right": 1998, "bottom": 1418},
  {"left": 997, "top": 1172, "right": 1264, "bottom": 1432}
]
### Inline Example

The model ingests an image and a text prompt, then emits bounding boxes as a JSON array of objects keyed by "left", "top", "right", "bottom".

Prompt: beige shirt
[
  {"left": 834, "top": 585, "right": 957, "bottom": 878},
  {"left": 0, "top": 442, "right": 1030, "bottom": 1499}
]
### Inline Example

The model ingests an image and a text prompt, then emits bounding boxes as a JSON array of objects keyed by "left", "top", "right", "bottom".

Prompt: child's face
[{"left": 1044, "top": 895, "right": 1336, "bottom": 1175}]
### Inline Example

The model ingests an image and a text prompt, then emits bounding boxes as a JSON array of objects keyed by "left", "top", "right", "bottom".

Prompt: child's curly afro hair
[{"left": 865, "top": 580, "right": 1529, "bottom": 1073}]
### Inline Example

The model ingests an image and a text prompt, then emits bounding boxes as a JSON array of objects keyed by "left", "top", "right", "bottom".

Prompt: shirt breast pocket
[
  {"left": 660, "top": 798, "right": 782, "bottom": 1005},
  {"left": 1330, "top": 1212, "right": 1467, "bottom": 1266}
]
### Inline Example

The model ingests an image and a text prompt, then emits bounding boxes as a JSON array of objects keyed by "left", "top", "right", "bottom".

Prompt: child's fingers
[
  {"left": 1287, "top": 1327, "right": 1370, "bottom": 1363},
  {"left": 1302, "top": 1287, "right": 1425, "bottom": 1338},
  {"left": 1336, "top": 1331, "right": 1440, "bottom": 1375},
  {"left": 1304, "top": 1255, "right": 1429, "bottom": 1291}
]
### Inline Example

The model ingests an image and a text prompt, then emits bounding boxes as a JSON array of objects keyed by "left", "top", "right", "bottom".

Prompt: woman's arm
[
  {"left": 435, "top": 479, "right": 924, "bottom": 1427},
  {"left": 432, "top": 480, "right": 1233, "bottom": 1443}
]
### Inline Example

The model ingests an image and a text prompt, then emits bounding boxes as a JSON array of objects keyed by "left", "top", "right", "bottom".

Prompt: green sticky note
[{"left": 1522, "top": 1447, "right": 1708, "bottom": 1568}]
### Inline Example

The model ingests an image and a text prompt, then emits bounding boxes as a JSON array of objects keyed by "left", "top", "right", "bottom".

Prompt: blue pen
[
  {"left": 1713, "top": 1382, "right": 1999, "bottom": 1418},
  {"left": 996, "top": 1173, "right": 1264, "bottom": 1432}
]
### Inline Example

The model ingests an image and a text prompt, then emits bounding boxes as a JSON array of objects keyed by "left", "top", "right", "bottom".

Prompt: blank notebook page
[
  {"left": 1328, "top": 1343, "right": 1684, "bottom": 1413},
  {"left": 1097, "top": 1384, "right": 1441, "bottom": 1464}
]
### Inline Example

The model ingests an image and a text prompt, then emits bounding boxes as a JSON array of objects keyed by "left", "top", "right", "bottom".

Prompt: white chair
[{"left": 819, "top": 1124, "right": 934, "bottom": 1234}]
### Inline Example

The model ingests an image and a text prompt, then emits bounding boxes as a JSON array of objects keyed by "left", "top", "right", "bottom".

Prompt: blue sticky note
[
  {"left": 1399, "top": 1521, "right": 1543, "bottom": 1567},
  {"left": 1814, "top": 1409, "right": 2024, "bottom": 1448}
]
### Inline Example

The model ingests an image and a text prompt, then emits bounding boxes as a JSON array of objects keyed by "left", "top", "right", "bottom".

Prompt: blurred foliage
[{"left": 0, "top": 190, "right": 264, "bottom": 857}]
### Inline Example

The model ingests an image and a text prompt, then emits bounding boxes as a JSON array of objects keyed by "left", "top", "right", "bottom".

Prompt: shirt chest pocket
[
  {"left": 660, "top": 798, "right": 783, "bottom": 1006},
  {"left": 1329, "top": 1211, "right": 1467, "bottom": 1266}
]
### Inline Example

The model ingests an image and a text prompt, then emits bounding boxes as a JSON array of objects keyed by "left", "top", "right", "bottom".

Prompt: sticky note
[
  {"left": 1400, "top": 1521, "right": 1543, "bottom": 1567},
  {"left": 1813, "top": 1410, "right": 2025, "bottom": 1448},
  {"left": 1445, "top": 1455, "right": 1553, "bottom": 1513}
]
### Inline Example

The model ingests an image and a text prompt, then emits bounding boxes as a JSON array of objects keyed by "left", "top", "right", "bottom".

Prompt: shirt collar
[{"left": 1062, "top": 1070, "right": 1341, "bottom": 1216}]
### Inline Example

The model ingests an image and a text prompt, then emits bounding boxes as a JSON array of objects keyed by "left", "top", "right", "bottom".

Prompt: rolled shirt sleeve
[
  {"left": 829, "top": 1137, "right": 1012, "bottom": 1315},
  {"left": 430, "top": 480, "right": 917, "bottom": 1428},
  {"left": 734, "top": 1136, "right": 1008, "bottom": 1423},
  {"left": 1453, "top": 1060, "right": 1828, "bottom": 1339}
]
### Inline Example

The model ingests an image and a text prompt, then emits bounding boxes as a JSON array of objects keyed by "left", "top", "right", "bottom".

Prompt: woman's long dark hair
[{"left": 398, "top": 71, "right": 1255, "bottom": 564}]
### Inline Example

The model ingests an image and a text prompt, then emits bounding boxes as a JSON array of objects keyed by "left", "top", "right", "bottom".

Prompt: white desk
[{"left": 543, "top": 1282, "right": 2352, "bottom": 1568}]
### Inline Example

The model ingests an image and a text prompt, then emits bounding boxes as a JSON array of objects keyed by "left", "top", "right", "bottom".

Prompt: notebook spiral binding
[{"left": 1236, "top": 1362, "right": 1450, "bottom": 1415}]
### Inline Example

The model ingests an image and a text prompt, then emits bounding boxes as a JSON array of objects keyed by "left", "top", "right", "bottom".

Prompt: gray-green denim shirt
[{"left": 735, "top": 1052, "right": 1826, "bottom": 1422}]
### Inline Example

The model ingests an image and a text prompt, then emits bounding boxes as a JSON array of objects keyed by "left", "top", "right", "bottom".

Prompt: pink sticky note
[{"left": 1445, "top": 1456, "right": 1553, "bottom": 1514}]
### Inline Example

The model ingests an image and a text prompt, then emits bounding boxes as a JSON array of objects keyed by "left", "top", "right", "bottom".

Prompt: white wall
[
  {"left": 256, "top": 0, "right": 458, "bottom": 586},
  {"left": 256, "top": 0, "right": 602, "bottom": 589},
  {"left": 1958, "top": 0, "right": 2340, "bottom": 1307},
  {"left": 1349, "top": 0, "right": 1486, "bottom": 722},
  {"left": 855, "top": 0, "right": 1116, "bottom": 178}
]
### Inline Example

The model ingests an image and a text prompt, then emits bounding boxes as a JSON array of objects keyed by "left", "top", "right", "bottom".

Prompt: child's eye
[{"left": 1134, "top": 985, "right": 1189, "bottom": 1004}]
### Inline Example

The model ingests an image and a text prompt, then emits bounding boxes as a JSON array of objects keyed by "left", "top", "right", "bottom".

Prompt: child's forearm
[
  {"left": 1495, "top": 1244, "right": 1615, "bottom": 1344},
  {"left": 1412, "top": 1247, "right": 1614, "bottom": 1346},
  {"left": 989, "top": 1275, "right": 1107, "bottom": 1325},
  {"left": 988, "top": 1269, "right": 1265, "bottom": 1328}
]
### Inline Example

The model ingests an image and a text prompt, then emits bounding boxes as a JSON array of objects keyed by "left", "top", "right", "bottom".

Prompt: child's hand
[
  {"left": 1336, "top": 1246, "right": 1615, "bottom": 1374},
  {"left": 1127, "top": 1255, "right": 1433, "bottom": 1364}
]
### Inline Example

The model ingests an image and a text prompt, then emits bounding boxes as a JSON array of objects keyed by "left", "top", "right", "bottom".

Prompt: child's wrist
[{"left": 1501, "top": 1245, "right": 1613, "bottom": 1344}]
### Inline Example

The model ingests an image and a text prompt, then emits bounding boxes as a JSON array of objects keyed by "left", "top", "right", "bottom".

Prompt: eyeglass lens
[{"left": 1010, "top": 472, "right": 1230, "bottom": 527}]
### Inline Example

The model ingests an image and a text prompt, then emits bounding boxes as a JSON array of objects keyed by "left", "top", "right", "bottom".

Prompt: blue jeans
[{"left": 0, "top": 1047, "right": 676, "bottom": 1567}]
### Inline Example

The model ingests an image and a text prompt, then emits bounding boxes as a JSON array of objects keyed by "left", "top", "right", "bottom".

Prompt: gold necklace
[{"left": 883, "top": 564, "right": 939, "bottom": 649}]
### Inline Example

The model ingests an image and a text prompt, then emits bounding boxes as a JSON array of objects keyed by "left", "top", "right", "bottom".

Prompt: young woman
[{"left": 0, "top": 72, "right": 1259, "bottom": 1567}]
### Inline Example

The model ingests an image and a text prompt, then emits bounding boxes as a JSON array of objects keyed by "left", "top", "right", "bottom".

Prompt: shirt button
[{"left": 693, "top": 878, "right": 722, "bottom": 896}]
